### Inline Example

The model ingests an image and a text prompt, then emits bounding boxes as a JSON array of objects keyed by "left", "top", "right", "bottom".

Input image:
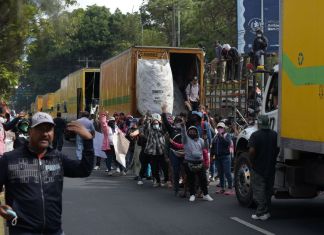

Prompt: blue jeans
[
  {"left": 215, "top": 154, "right": 232, "bottom": 188},
  {"left": 126, "top": 150, "right": 134, "bottom": 170},
  {"left": 75, "top": 135, "right": 83, "bottom": 160},
  {"left": 209, "top": 158, "right": 218, "bottom": 178},
  {"left": 169, "top": 150, "right": 184, "bottom": 192}
]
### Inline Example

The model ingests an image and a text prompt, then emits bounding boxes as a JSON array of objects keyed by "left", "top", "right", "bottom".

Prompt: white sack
[
  {"left": 112, "top": 132, "right": 130, "bottom": 168},
  {"left": 136, "top": 59, "right": 173, "bottom": 114}
]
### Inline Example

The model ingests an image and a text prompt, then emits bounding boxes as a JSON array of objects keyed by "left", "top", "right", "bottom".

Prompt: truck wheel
[{"left": 234, "top": 152, "right": 254, "bottom": 207}]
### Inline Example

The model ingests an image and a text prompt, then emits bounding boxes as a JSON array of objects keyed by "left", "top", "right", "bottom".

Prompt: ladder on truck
[{"left": 204, "top": 62, "right": 249, "bottom": 119}]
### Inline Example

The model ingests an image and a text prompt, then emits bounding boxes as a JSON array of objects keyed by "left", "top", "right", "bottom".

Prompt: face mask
[
  {"left": 175, "top": 123, "right": 182, "bottom": 129},
  {"left": 257, "top": 34, "right": 262, "bottom": 37},
  {"left": 108, "top": 122, "right": 115, "bottom": 128},
  {"left": 153, "top": 124, "right": 160, "bottom": 130},
  {"left": 189, "top": 133, "right": 198, "bottom": 139},
  {"left": 0, "top": 117, "right": 6, "bottom": 124},
  {"left": 217, "top": 128, "right": 225, "bottom": 134}
]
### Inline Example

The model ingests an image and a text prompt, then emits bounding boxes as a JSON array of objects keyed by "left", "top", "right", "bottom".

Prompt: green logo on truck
[{"left": 283, "top": 53, "right": 324, "bottom": 85}]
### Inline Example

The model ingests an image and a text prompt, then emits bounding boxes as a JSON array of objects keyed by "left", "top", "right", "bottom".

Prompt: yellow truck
[
  {"left": 42, "top": 93, "right": 55, "bottom": 116},
  {"left": 234, "top": 0, "right": 324, "bottom": 206},
  {"left": 34, "top": 95, "right": 43, "bottom": 112},
  {"left": 99, "top": 46, "right": 205, "bottom": 115},
  {"left": 30, "top": 102, "right": 35, "bottom": 114},
  {"left": 60, "top": 68, "right": 100, "bottom": 121}
]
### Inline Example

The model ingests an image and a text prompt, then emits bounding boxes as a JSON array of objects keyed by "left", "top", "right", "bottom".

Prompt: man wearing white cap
[{"left": 0, "top": 112, "right": 94, "bottom": 234}]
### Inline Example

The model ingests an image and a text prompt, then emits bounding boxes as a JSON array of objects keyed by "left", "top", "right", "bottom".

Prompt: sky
[{"left": 68, "top": 0, "right": 144, "bottom": 13}]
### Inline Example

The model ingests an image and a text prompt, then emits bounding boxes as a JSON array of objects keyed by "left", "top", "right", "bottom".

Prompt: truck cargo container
[
  {"left": 99, "top": 46, "right": 205, "bottom": 115},
  {"left": 60, "top": 68, "right": 100, "bottom": 121},
  {"left": 34, "top": 95, "right": 43, "bottom": 112}
]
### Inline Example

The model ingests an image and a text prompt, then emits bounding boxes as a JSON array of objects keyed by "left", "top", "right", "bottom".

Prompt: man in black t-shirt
[{"left": 248, "top": 115, "right": 278, "bottom": 220}]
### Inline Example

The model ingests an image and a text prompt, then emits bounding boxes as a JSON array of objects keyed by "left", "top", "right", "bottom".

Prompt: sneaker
[
  {"left": 224, "top": 189, "right": 235, "bottom": 196},
  {"left": 203, "top": 194, "right": 214, "bottom": 201},
  {"left": 251, "top": 213, "right": 271, "bottom": 221},
  {"left": 93, "top": 166, "right": 100, "bottom": 170},
  {"left": 121, "top": 171, "right": 127, "bottom": 176},
  {"left": 105, "top": 169, "right": 109, "bottom": 172},
  {"left": 137, "top": 180, "right": 144, "bottom": 185},
  {"left": 116, "top": 168, "right": 121, "bottom": 173},
  {"left": 209, "top": 177, "right": 215, "bottom": 182},
  {"left": 107, "top": 171, "right": 113, "bottom": 176},
  {"left": 215, "top": 188, "right": 225, "bottom": 194},
  {"left": 153, "top": 182, "right": 160, "bottom": 188},
  {"left": 189, "top": 195, "right": 195, "bottom": 202}
]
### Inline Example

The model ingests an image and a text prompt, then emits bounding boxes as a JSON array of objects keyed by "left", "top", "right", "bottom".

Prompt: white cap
[
  {"left": 223, "top": 44, "right": 231, "bottom": 51},
  {"left": 108, "top": 117, "right": 115, "bottom": 122},
  {"left": 151, "top": 113, "right": 161, "bottom": 122},
  {"left": 216, "top": 122, "right": 226, "bottom": 128},
  {"left": 31, "top": 112, "right": 55, "bottom": 128}
]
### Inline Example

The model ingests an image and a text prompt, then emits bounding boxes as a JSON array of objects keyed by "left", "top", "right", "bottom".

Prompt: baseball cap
[
  {"left": 258, "top": 115, "right": 270, "bottom": 129},
  {"left": 217, "top": 122, "right": 226, "bottom": 128},
  {"left": 108, "top": 117, "right": 115, "bottom": 122},
  {"left": 31, "top": 112, "right": 55, "bottom": 128},
  {"left": 151, "top": 113, "right": 161, "bottom": 122}
]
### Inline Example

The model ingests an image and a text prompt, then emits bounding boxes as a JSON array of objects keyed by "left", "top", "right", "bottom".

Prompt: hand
[
  {"left": 0, "top": 205, "right": 14, "bottom": 220},
  {"left": 67, "top": 121, "right": 93, "bottom": 140},
  {"left": 180, "top": 118, "right": 186, "bottom": 127},
  {"left": 18, "top": 112, "right": 25, "bottom": 118},
  {"left": 161, "top": 104, "right": 167, "bottom": 113}
]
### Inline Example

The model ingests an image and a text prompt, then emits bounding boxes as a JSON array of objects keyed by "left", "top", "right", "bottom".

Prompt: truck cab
[{"left": 234, "top": 65, "right": 279, "bottom": 206}]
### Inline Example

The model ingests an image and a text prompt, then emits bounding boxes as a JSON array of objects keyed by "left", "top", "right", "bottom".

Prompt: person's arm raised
[{"left": 62, "top": 121, "right": 94, "bottom": 177}]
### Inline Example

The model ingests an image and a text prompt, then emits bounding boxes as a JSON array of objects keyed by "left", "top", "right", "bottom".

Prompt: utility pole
[
  {"left": 78, "top": 57, "right": 96, "bottom": 68},
  {"left": 260, "top": 0, "right": 265, "bottom": 89},
  {"left": 177, "top": 6, "right": 180, "bottom": 47},
  {"left": 171, "top": 1, "right": 177, "bottom": 47}
]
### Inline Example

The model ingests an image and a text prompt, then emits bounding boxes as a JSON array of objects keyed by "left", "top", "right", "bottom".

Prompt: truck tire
[{"left": 234, "top": 152, "right": 254, "bottom": 207}]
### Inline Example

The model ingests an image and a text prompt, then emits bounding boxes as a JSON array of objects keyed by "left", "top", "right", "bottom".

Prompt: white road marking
[{"left": 230, "top": 217, "right": 275, "bottom": 235}]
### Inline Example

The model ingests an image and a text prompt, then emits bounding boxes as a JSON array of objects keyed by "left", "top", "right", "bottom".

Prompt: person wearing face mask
[
  {"left": 0, "top": 109, "right": 25, "bottom": 157},
  {"left": 125, "top": 118, "right": 139, "bottom": 171},
  {"left": 144, "top": 113, "right": 169, "bottom": 187},
  {"left": 161, "top": 104, "right": 184, "bottom": 195},
  {"left": 210, "top": 122, "right": 234, "bottom": 195},
  {"left": 181, "top": 121, "right": 213, "bottom": 202},
  {"left": 105, "top": 116, "right": 126, "bottom": 175}
]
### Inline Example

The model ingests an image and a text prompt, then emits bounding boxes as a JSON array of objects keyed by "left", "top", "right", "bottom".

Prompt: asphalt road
[{"left": 61, "top": 141, "right": 324, "bottom": 235}]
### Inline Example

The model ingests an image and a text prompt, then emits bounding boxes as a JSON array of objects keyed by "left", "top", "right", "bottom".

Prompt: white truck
[{"left": 234, "top": 0, "right": 324, "bottom": 206}]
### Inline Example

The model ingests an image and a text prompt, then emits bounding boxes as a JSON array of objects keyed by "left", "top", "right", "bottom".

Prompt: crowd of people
[
  {"left": 85, "top": 103, "right": 238, "bottom": 203},
  {"left": 0, "top": 101, "right": 278, "bottom": 235}
]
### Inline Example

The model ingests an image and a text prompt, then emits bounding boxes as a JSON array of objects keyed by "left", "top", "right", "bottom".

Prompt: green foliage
[{"left": 7, "top": 0, "right": 237, "bottom": 111}]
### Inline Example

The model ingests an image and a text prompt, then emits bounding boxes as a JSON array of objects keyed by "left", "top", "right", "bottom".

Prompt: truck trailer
[
  {"left": 60, "top": 68, "right": 100, "bottom": 121},
  {"left": 99, "top": 46, "right": 205, "bottom": 115}
]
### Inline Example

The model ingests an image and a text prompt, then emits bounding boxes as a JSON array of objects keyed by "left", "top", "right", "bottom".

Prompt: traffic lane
[
  {"left": 62, "top": 173, "right": 261, "bottom": 235},
  {"left": 61, "top": 142, "right": 324, "bottom": 235},
  {"left": 61, "top": 142, "right": 261, "bottom": 235}
]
